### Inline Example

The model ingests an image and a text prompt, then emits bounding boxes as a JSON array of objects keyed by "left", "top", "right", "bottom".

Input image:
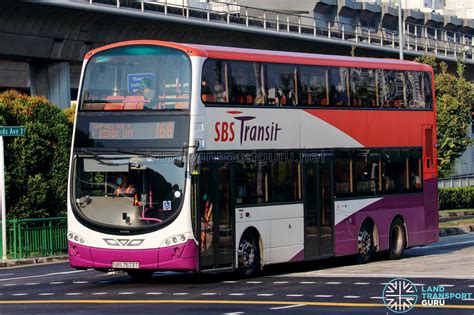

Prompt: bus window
[
  {"left": 381, "top": 149, "right": 405, "bottom": 193},
  {"left": 81, "top": 45, "right": 191, "bottom": 111},
  {"left": 378, "top": 70, "right": 406, "bottom": 108},
  {"left": 328, "top": 67, "right": 350, "bottom": 107},
  {"left": 351, "top": 68, "right": 377, "bottom": 107},
  {"left": 201, "top": 59, "right": 229, "bottom": 104},
  {"left": 234, "top": 154, "right": 266, "bottom": 205},
  {"left": 267, "top": 153, "right": 300, "bottom": 202},
  {"left": 423, "top": 72, "right": 433, "bottom": 109},
  {"left": 406, "top": 72, "right": 425, "bottom": 109},
  {"left": 335, "top": 152, "right": 352, "bottom": 197},
  {"left": 299, "top": 66, "right": 328, "bottom": 106},
  {"left": 265, "top": 63, "right": 297, "bottom": 106},
  {"left": 229, "top": 61, "right": 263, "bottom": 105}
]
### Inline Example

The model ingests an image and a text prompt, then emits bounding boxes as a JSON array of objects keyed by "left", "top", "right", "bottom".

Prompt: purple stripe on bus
[
  {"left": 334, "top": 178, "right": 438, "bottom": 257},
  {"left": 290, "top": 249, "right": 305, "bottom": 262}
]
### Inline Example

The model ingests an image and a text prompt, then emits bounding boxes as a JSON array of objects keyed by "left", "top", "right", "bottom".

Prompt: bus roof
[{"left": 85, "top": 40, "right": 432, "bottom": 72}]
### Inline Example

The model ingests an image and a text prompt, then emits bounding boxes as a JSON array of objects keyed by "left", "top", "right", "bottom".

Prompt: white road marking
[
  {"left": 370, "top": 296, "right": 384, "bottom": 299},
  {"left": 354, "top": 282, "right": 370, "bottom": 285},
  {"left": 463, "top": 298, "right": 474, "bottom": 301},
  {"left": 91, "top": 292, "right": 108, "bottom": 295},
  {"left": 314, "top": 295, "right": 333, "bottom": 298},
  {"left": 49, "top": 281, "right": 64, "bottom": 285},
  {"left": 73, "top": 281, "right": 88, "bottom": 284},
  {"left": 38, "top": 293, "right": 55, "bottom": 296},
  {"left": 270, "top": 304, "right": 306, "bottom": 310},
  {"left": 381, "top": 282, "right": 425, "bottom": 286},
  {"left": 229, "top": 293, "right": 245, "bottom": 296},
  {"left": 257, "top": 294, "right": 274, "bottom": 297},
  {"left": 0, "top": 270, "right": 86, "bottom": 282},
  {"left": 326, "top": 282, "right": 341, "bottom": 285},
  {"left": 201, "top": 293, "right": 217, "bottom": 296},
  {"left": 118, "top": 292, "right": 135, "bottom": 295},
  {"left": 65, "top": 293, "right": 82, "bottom": 296},
  {"left": 222, "top": 281, "right": 238, "bottom": 284},
  {"left": 439, "top": 284, "right": 455, "bottom": 287},
  {"left": 273, "top": 281, "right": 288, "bottom": 284},
  {"left": 146, "top": 292, "right": 163, "bottom": 295},
  {"left": 286, "top": 294, "right": 303, "bottom": 297},
  {"left": 25, "top": 283, "right": 40, "bottom": 286},
  {"left": 2, "top": 284, "right": 15, "bottom": 286},
  {"left": 0, "top": 273, "right": 14, "bottom": 277},
  {"left": 344, "top": 295, "right": 360, "bottom": 299},
  {"left": 469, "top": 285, "right": 474, "bottom": 288},
  {"left": 12, "top": 293, "right": 28, "bottom": 296},
  {"left": 223, "top": 312, "right": 244, "bottom": 315},
  {"left": 173, "top": 293, "right": 189, "bottom": 296},
  {"left": 299, "top": 281, "right": 315, "bottom": 284},
  {"left": 98, "top": 281, "right": 112, "bottom": 284},
  {"left": 246, "top": 281, "right": 262, "bottom": 284}
]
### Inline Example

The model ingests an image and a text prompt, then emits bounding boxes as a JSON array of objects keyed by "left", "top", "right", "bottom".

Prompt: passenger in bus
[
  {"left": 138, "top": 78, "right": 155, "bottom": 101},
  {"left": 114, "top": 175, "right": 136, "bottom": 196}
]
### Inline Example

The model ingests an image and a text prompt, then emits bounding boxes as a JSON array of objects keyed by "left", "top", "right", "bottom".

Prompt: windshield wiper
[{"left": 78, "top": 149, "right": 131, "bottom": 165}]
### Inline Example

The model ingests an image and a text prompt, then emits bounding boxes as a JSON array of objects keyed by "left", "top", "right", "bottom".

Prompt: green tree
[
  {"left": 416, "top": 55, "right": 473, "bottom": 176},
  {"left": 0, "top": 90, "right": 73, "bottom": 219}
]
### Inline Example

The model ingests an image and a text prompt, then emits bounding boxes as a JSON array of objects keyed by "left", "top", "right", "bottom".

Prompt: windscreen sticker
[{"left": 163, "top": 200, "right": 172, "bottom": 211}]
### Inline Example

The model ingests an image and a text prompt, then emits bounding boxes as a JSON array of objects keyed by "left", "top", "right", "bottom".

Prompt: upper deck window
[
  {"left": 201, "top": 58, "right": 433, "bottom": 110},
  {"left": 81, "top": 45, "right": 191, "bottom": 111}
]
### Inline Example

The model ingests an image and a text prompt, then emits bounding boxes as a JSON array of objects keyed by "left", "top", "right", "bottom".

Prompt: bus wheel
[
  {"left": 238, "top": 232, "right": 260, "bottom": 278},
  {"left": 388, "top": 218, "right": 406, "bottom": 260},
  {"left": 127, "top": 270, "right": 154, "bottom": 281},
  {"left": 356, "top": 222, "right": 374, "bottom": 264}
]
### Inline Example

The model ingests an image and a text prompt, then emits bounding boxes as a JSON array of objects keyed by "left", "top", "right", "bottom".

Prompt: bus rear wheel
[
  {"left": 127, "top": 270, "right": 154, "bottom": 281},
  {"left": 356, "top": 222, "right": 374, "bottom": 264},
  {"left": 388, "top": 218, "right": 406, "bottom": 260},
  {"left": 238, "top": 232, "right": 260, "bottom": 278}
]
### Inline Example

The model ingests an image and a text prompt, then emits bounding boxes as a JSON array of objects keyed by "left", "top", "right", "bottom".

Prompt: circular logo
[{"left": 382, "top": 278, "right": 418, "bottom": 313}]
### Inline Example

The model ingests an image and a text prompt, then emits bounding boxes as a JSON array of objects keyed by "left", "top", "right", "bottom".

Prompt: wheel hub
[
  {"left": 358, "top": 230, "right": 372, "bottom": 256},
  {"left": 239, "top": 240, "right": 255, "bottom": 267}
]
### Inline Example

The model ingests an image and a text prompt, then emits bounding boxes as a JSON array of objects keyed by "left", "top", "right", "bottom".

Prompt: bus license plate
[{"left": 112, "top": 261, "right": 140, "bottom": 269}]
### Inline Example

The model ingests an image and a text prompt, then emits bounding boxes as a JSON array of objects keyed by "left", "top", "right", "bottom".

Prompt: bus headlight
[
  {"left": 68, "top": 231, "right": 86, "bottom": 245},
  {"left": 161, "top": 234, "right": 187, "bottom": 247}
]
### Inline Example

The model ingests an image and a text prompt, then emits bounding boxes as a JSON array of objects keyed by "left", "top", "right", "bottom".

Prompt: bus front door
[
  {"left": 303, "top": 154, "right": 334, "bottom": 260},
  {"left": 198, "top": 163, "right": 234, "bottom": 271}
]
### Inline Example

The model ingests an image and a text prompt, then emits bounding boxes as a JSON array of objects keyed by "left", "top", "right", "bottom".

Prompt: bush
[
  {"left": 0, "top": 90, "right": 73, "bottom": 219},
  {"left": 438, "top": 187, "right": 474, "bottom": 210}
]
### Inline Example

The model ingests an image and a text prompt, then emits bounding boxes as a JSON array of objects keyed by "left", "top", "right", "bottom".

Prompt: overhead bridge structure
[{"left": 1, "top": 0, "right": 473, "bottom": 108}]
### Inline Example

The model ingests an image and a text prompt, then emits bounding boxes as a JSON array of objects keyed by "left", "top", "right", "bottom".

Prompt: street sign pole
[
  {"left": 0, "top": 126, "right": 26, "bottom": 260},
  {"left": 0, "top": 135, "right": 6, "bottom": 260}
]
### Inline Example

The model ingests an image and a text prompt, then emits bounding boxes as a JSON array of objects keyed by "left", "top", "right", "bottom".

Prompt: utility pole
[{"left": 398, "top": 0, "right": 404, "bottom": 59}]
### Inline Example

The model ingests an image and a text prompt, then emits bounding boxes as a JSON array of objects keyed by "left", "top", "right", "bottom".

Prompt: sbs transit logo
[
  {"left": 214, "top": 111, "right": 282, "bottom": 145},
  {"left": 382, "top": 278, "right": 418, "bottom": 313}
]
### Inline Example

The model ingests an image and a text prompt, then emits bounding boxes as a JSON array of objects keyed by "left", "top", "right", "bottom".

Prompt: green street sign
[{"left": 0, "top": 126, "right": 26, "bottom": 137}]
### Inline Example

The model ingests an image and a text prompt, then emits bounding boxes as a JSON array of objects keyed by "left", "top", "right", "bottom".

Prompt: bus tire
[
  {"left": 127, "top": 270, "right": 154, "bottom": 281},
  {"left": 238, "top": 232, "right": 260, "bottom": 278},
  {"left": 388, "top": 218, "right": 406, "bottom": 260},
  {"left": 356, "top": 221, "right": 374, "bottom": 264}
]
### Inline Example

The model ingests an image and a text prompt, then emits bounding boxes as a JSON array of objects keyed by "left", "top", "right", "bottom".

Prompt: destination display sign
[{"left": 89, "top": 122, "right": 175, "bottom": 140}]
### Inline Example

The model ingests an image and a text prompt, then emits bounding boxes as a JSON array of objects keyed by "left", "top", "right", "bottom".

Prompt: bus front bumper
[{"left": 68, "top": 240, "right": 198, "bottom": 271}]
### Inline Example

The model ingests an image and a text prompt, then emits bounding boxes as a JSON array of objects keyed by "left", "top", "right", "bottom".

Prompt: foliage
[
  {"left": 438, "top": 187, "right": 474, "bottom": 210},
  {"left": 0, "top": 90, "right": 73, "bottom": 219},
  {"left": 415, "top": 55, "right": 474, "bottom": 177}
]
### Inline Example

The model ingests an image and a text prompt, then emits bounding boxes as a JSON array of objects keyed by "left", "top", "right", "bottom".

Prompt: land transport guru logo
[
  {"left": 382, "top": 278, "right": 473, "bottom": 313},
  {"left": 214, "top": 111, "right": 282, "bottom": 145}
]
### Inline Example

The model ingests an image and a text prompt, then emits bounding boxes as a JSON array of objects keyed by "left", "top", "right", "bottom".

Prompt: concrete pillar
[{"left": 29, "top": 61, "right": 71, "bottom": 109}]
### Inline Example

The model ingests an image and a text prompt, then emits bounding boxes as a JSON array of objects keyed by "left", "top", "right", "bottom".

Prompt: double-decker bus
[{"left": 68, "top": 40, "right": 438, "bottom": 279}]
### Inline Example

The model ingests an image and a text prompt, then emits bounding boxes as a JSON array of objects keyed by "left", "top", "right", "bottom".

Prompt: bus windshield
[
  {"left": 72, "top": 153, "right": 186, "bottom": 229},
  {"left": 81, "top": 45, "right": 191, "bottom": 111}
]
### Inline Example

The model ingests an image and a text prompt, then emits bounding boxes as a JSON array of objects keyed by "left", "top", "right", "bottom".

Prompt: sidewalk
[{"left": 0, "top": 255, "right": 68, "bottom": 268}]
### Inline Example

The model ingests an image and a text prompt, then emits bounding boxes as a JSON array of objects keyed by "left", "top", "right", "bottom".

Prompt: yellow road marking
[{"left": 0, "top": 299, "right": 472, "bottom": 309}]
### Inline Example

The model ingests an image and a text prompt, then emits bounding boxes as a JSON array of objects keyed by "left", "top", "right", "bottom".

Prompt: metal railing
[
  {"left": 56, "top": 0, "right": 474, "bottom": 62},
  {"left": 0, "top": 217, "right": 67, "bottom": 259},
  {"left": 438, "top": 174, "right": 474, "bottom": 188}
]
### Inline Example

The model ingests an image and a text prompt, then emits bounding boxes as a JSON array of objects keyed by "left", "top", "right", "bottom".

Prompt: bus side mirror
[{"left": 189, "top": 153, "right": 201, "bottom": 176}]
